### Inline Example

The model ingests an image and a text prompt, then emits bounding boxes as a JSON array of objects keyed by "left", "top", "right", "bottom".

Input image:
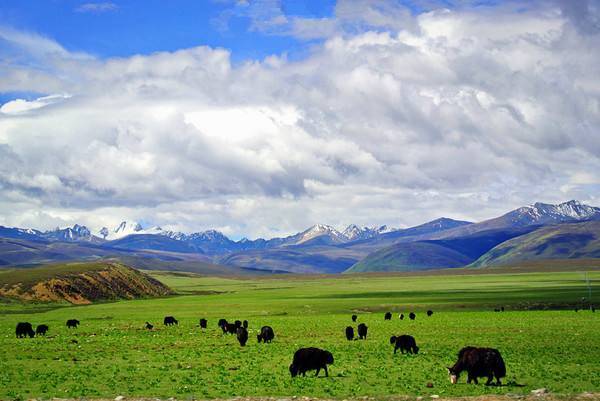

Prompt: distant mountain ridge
[{"left": 1, "top": 200, "right": 599, "bottom": 273}]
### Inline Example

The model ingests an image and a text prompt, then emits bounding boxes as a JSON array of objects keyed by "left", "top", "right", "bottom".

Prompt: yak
[
  {"left": 199, "top": 318, "right": 208, "bottom": 329},
  {"left": 384, "top": 312, "right": 392, "bottom": 320},
  {"left": 163, "top": 316, "right": 178, "bottom": 326},
  {"left": 352, "top": 314, "right": 357, "bottom": 322},
  {"left": 390, "top": 335, "right": 419, "bottom": 354},
  {"left": 243, "top": 320, "right": 248, "bottom": 329},
  {"left": 289, "top": 347, "right": 334, "bottom": 377},
  {"left": 357, "top": 323, "right": 368, "bottom": 339},
  {"left": 145, "top": 322, "right": 154, "bottom": 330},
  {"left": 399, "top": 313, "right": 404, "bottom": 320},
  {"left": 345, "top": 326, "right": 354, "bottom": 341},
  {"left": 218, "top": 318, "right": 227, "bottom": 328},
  {"left": 409, "top": 312, "right": 416, "bottom": 320},
  {"left": 447, "top": 346, "right": 506, "bottom": 386},
  {"left": 257, "top": 326, "right": 275, "bottom": 343},
  {"left": 35, "top": 324, "right": 49, "bottom": 336},
  {"left": 66, "top": 319, "right": 80, "bottom": 328},
  {"left": 236, "top": 327, "right": 249, "bottom": 346},
  {"left": 234, "top": 320, "right": 242, "bottom": 328},
  {"left": 427, "top": 310, "right": 433, "bottom": 317},
  {"left": 16, "top": 322, "right": 35, "bottom": 338}
]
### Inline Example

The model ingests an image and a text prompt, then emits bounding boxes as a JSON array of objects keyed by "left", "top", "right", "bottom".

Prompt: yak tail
[{"left": 496, "top": 355, "right": 507, "bottom": 378}]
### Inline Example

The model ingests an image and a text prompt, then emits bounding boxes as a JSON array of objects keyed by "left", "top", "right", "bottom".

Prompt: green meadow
[{"left": 0, "top": 270, "right": 599, "bottom": 400}]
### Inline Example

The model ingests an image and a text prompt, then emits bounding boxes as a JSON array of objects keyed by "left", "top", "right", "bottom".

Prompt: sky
[{"left": 0, "top": 0, "right": 599, "bottom": 239}]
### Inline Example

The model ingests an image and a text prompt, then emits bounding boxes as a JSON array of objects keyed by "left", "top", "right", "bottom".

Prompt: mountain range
[{"left": 1, "top": 200, "right": 599, "bottom": 274}]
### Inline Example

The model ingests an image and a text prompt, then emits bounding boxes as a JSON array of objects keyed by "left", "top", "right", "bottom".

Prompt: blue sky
[{"left": 0, "top": 1, "right": 338, "bottom": 61}]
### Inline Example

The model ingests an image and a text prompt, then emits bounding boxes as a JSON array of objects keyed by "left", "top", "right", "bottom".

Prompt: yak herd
[{"left": 15, "top": 309, "right": 511, "bottom": 385}]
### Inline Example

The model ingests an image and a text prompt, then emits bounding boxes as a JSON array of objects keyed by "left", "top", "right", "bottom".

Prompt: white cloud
[
  {"left": 75, "top": 2, "right": 118, "bottom": 13},
  {"left": 0, "top": 2, "right": 599, "bottom": 238}
]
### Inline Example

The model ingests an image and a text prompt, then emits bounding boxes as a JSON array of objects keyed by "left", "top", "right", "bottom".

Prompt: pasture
[{"left": 0, "top": 270, "right": 599, "bottom": 400}]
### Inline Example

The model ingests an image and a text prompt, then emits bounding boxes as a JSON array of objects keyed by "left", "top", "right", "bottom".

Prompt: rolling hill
[
  {"left": 0, "top": 261, "right": 172, "bottom": 304},
  {"left": 346, "top": 226, "right": 539, "bottom": 273},
  {"left": 471, "top": 221, "right": 600, "bottom": 267}
]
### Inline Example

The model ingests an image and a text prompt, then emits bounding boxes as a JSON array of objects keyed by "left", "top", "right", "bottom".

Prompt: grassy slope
[
  {"left": 346, "top": 242, "right": 472, "bottom": 272},
  {"left": 472, "top": 221, "right": 600, "bottom": 267},
  {"left": 0, "top": 261, "right": 172, "bottom": 303},
  {"left": 0, "top": 268, "right": 599, "bottom": 399}
]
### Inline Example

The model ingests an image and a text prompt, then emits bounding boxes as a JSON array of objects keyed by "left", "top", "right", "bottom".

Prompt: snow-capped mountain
[
  {"left": 98, "top": 221, "right": 163, "bottom": 240},
  {"left": 43, "top": 224, "right": 97, "bottom": 242},
  {"left": 293, "top": 224, "right": 347, "bottom": 245},
  {"left": 342, "top": 224, "right": 394, "bottom": 241},
  {"left": 505, "top": 200, "right": 600, "bottom": 226}
]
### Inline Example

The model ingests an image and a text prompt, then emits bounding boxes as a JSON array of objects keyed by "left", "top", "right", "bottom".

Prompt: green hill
[
  {"left": 345, "top": 241, "right": 472, "bottom": 272},
  {"left": 471, "top": 221, "right": 600, "bottom": 267}
]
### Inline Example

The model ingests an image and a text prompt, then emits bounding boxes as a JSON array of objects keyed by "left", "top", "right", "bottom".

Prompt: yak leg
[
  {"left": 486, "top": 374, "right": 494, "bottom": 386},
  {"left": 324, "top": 365, "right": 329, "bottom": 377},
  {"left": 315, "top": 368, "right": 320, "bottom": 377}
]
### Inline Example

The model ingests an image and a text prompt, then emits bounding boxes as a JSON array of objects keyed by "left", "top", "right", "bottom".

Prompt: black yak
[
  {"left": 357, "top": 323, "right": 368, "bottom": 339},
  {"left": 145, "top": 322, "right": 154, "bottom": 330},
  {"left": 66, "top": 319, "right": 80, "bottom": 328},
  {"left": 384, "top": 312, "right": 392, "bottom": 320},
  {"left": 257, "top": 326, "right": 275, "bottom": 343},
  {"left": 399, "top": 313, "right": 404, "bottom": 320},
  {"left": 234, "top": 320, "right": 242, "bottom": 328},
  {"left": 163, "top": 316, "right": 178, "bottom": 326},
  {"left": 345, "top": 326, "right": 354, "bottom": 341},
  {"left": 448, "top": 346, "right": 506, "bottom": 385},
  {"left": 409, "top": 312, "right": 416, "bottom": 320},
  {"left": 199, "top": 318, "right": 208, "bottom": 329},
  {"left": 243, "top": 320, "right": 248, "bottom": 329},
  {"left": 427, "top": 310, "right": 433, "bottom": 317},
  {"left": 35, "top": 324, "right": 49, "bottom": 336},
  {"left": 16, "top": 322, "right": 35, "bottom": 338},
  {"left": 289, "top": 347, "right": 334, "bottom": 377},
  {"left": 352, "top": 314, "right": 357, "bottom": 322},
  {"left": 223, "top": 322, "right": 237, "bottom": 334},
  {"left": 390, "top": 335, "right": 419, "bottom": 354},
  {"left": 236, "top": 327, "right": 249, "bottom": 346},
  {"left": 218, "top": 318, "right": 227, "bottom": 328}
]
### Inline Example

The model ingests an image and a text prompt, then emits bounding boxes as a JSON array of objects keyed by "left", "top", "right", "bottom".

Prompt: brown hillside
[{"left": 0, "top": 261, "right": 172, "bottom": 304}]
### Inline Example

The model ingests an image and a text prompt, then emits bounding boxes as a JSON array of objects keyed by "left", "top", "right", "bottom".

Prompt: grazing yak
[
  {"left": 352, "top": 314, "right": 357, "bottom": 322},
  {"left": 390, "top": 335, "right": 419, "bottom": 354},
  {"left": 221, "top": 322, "right": 237, "bottom": 335},
  {"left": 199, "top": 318, "right": 208, "bottom": 329},
  {"left": 243, "top": 320, "right": 248, "bottom": 329},
  {"left": 399, "top": 313, "right": 404, "bottom": 320},
  {"left": 145, "top": 322, "right": 154, "bottom": 330},
  {"left": 345, "top": 326, "right": 354, "bottom": 341},
  {"left": 16, "top": 322, "right": 35, "bottom": 338},
  {"left": 289, "top": 347, "right": 334, "bottom": 377},
  {"left": 36, "top": 324, "right": 49, "bottom": 336},
  {"left": 236, "top": 327, "right": 249, "bottom": 346},
  {"left": 257, "top": 326, "right": 275, "bottom": 343},
  {"left": 66, "top": 319, "right": 80, "bottom": 328},
  {"left": 234, "top": 320, "right": 242, "bottom": 328},
  {"left": 357, "top": 323, "right": 368, "bottom": 339},
  {"left": 163, "top": 316, "right": 178, "bottom": 326},
  {"left": 409, "top": 312, "right": 416, "bottom": 320},
  {"left": 448, "top": 346, "right": 506, "bottom": 386},
  {"left": 218, "top": 318, "right": 228, "bottom": 328},
  {"left": 384, "top": 312, "right": 392, "bottom": 320},
  {"left": 427, "top": 310, "right": 433, "bottom": 317}
]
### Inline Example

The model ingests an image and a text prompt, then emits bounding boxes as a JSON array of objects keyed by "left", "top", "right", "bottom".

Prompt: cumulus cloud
[{"left": 0, "top": 1, "right": 599, "bottom": 238}]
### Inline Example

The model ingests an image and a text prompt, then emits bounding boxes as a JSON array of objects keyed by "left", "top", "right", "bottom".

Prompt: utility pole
[{"left": 585, "top": 272, "right": 592, "bottom": 310}]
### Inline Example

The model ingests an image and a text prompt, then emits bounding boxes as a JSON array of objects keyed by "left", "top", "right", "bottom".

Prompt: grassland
[{"left": 0, "top": 269, "right": 599, "bottom": 400}]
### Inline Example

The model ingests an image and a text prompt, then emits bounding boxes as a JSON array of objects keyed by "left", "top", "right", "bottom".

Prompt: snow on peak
[
  {"left": 101, "top": 221, "right": 163, "bottom": 240},
  {"left": 512, "top": 200, "right": 600, "bottom": 225}
]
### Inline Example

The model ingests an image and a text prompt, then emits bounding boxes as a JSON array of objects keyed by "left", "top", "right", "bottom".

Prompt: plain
[{"left": 0, "top": 269, "right": 599, "bottom": 400}]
